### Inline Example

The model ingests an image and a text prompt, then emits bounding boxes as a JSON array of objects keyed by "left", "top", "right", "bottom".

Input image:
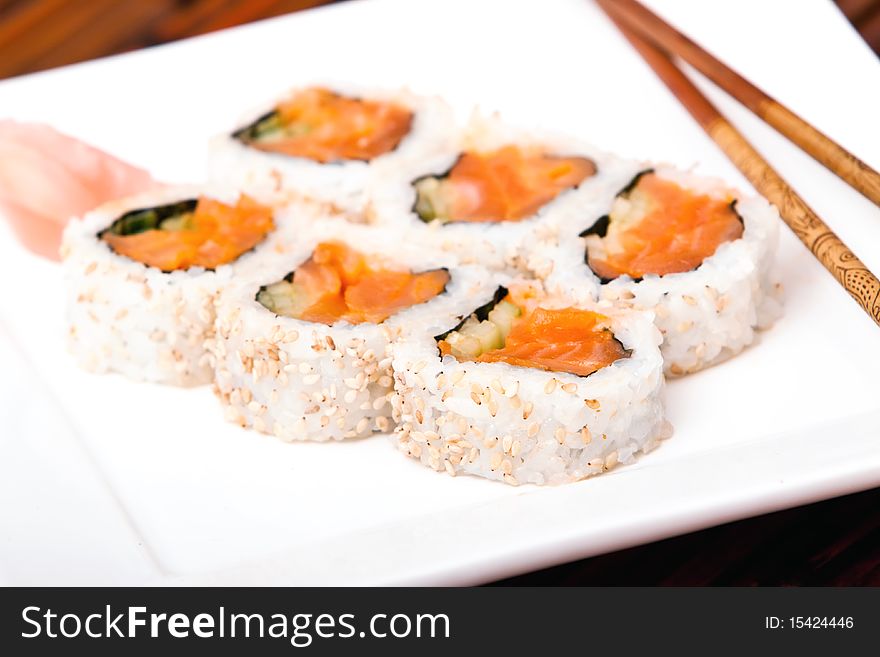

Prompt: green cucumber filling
[{"left": 101, "top": 199, "right": 198, "bottom": 237}]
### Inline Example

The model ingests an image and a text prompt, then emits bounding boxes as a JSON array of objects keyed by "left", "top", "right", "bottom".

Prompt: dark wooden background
[{"left": 0, "top": 0, "right": 877, "bottom": 585}]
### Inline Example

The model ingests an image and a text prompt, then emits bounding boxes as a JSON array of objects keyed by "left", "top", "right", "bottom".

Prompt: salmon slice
[
  {"left": 0, "top": 120, "right": 159, "bottom": 260},
  {"left": 237, "top": 87, "right": 413, "bottom": 163},
  {"left": 585, "top": 173, "right": 744, "bottom": 279},
  {"left": 476, "top": 306, "right": 628, "bottom": 377},
  {"left": 438, "top": 287, "right": 628, "bottom": 377},
  {"left": 414, "top": 145, "right": 596, "bottom": 223},
  {"left": 258, "top": 241, "right": 449, "bottom": 325},
  {"left": 101, "top": 195, "right": 274, "bottom": 271}
]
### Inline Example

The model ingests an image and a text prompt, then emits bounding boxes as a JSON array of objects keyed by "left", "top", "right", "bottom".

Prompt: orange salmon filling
[
  {"left": 244, "top": 87, "right": 413, "bottom": 163},
  {"left": 258, "top": 241, "right": 449, "bottom": 325},
  {"left": 101, "top": 195, "right": 274, "bottom": 271},
  {"left": 439, "top": 288, "right": 628, "bottom": 377},
  {"left": 586, "top": 173, "right": 744, "bottom": 279},
  {"left": 414, "top": 146, "right": 596, "bottom": 223}
]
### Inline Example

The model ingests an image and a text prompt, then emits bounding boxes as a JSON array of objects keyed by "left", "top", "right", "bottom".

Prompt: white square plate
[{"left": 1, "top": 0, "right": 879, "bottom": 585}]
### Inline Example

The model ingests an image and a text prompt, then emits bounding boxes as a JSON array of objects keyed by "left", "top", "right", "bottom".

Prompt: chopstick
[
  {"left": 598, "top": 0, "right": 880, "bottom": 207},
  {"left": 595, "top": 0, "right": 880, "bottom": 328}
]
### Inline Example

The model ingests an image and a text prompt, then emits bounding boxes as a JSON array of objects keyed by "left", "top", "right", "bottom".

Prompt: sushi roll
[
  {"left": 545, "top": 166, "right": 781, "bottom": 375},
  {"left": 368, "top": 113, "right": 641, "bottom": 272},
  {"left": 390, "top": 278, "right": 669, "bottom": 485},
  {"left": 209, "top": 221, "right": 469, "bottom": 441},
  {"left": 209, "top": 84, "right": 456, "bottom": 215},
  {"left": 62, "top": 186, "right": 293, "bottom": 386}
]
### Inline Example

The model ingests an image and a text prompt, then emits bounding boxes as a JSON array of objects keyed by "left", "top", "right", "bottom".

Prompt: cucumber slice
[
  {"left": 487, "top": 300, "right": 521, "bottom": 340},
  {"left": 256, "top": 280, "right": 310, "bottom": 318},
  {"left": 444, "top": 331, "right": 482, "bottom": 360},
  {"left": 466, "top": 320, "right": 503, "bottom": 352},
  {"left": 158, "top": 212, "right": 195, "bottom": 232},
  {"left": 414, "top": 177, "right": 452, "bottom": 222}
]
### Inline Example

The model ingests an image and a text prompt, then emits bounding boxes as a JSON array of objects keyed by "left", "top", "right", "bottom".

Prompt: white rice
[
  {"left": 208, "top": 83, "right": 457, "bottom": 216},
  {"left": 62, "top": 185, "right": 302, "bottom": 386},
  {"left": 390, "top": 277, "right": 670, "bottom": 485},
  {"left": 542, "top": 165, "right": 782, "bottom": 375}
]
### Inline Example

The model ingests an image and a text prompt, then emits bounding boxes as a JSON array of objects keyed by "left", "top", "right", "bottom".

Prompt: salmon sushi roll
[
  {"left": 62, "top": 186, "right": 297, "bottom": 385},
  {"left": 390, "top": 278, "right": 669, "bottom": 485},
  {"left": 544, "top": 166, "right": 781, "bottom": 375},
  {"left": 209, "top": 220, "right": 473, "bottom": 441},
  {"left": 369, "top": 113, "right": 641, "bottom": 272},
  {"left": 209, "top": 84, "right": 456, "bottom": 215}
]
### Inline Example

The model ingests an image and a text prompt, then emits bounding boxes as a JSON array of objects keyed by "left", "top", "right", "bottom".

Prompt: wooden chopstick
[
  {"left": 598, "top": 0, "right": 880, "bottom": 207},
  {"left": 595, "top": 0, "right": 880, "bottom": 328}
]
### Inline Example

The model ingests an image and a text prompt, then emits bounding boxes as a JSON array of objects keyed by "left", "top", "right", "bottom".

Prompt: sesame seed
[
  {"left": 298, "top": 362, "right": 313, "bottom": 374},
  {"left": 483, "top": 436, "right": 496, "bottom": 449},
  {"left": 669, "top": 363, "right": 685, "bottom": 376},
  {"left": 491, "top": 379, "right": 505, "bottom": 395},
  {"left": 544, "top": 378, "right": 557, "bottom": 394},
  {"left": 444, "top": 461, "right": 456, "bottom": 477},
  {"left": 253, "top": 417, "right": 266, "bottom": 433},
  {"left": 504, "top": 381, "right": 519, "bottom": 398},
  {"left": 372, "top": 396, "right": 387, "bottom": 410},
  {"left": 470, "top": 392, "right": 482, "bottom": 405},
  {"left": 487, "top": 397, "right": 498, "bottom": 417},
  {"left": 284, "top": 330, "right": 300, "bottom": 343},
  {"left": 412, "top": 360, "right": 427, "bottom": 374},
  {"left": 247, "top": 401, "right": 262, "bottom": 413},
  {"left": 415, "top": 409, "right": 424, "bottom": 424},
  {"left": 376, "top": 416, "right": 390, "bottom": 432},
  {"left": 451, "top": 370, "right": 466, "bottom": 385},
  {"left": 511, "top": 440, "right": 522, "bottom": 457},
  {"left": 604, "top": 451, "right": 619, "bottom": 470},
  {"left": 356, "top": 417, "right": 370, "bottom": 434},
  {"left": 581, "top": 426, "right": 592, "bottom": 444},
  {"left": 585, "top": 399, "right": 600, "bottom": 410},
  {"left": 489, "top": 452, "right": 503, "bottom": 470},
  {"left": 561, "top": 382, "right": 577, "bottom": 394},
  {"left": 522, "top": 401, "right": 534, "bottom": 420},
  {"left": 554, "top": 427, "right": 566, "bottom": 443},
  {"left": 502, "top": 435, "right": 513, "bottom": 454},
  {"left": 503, "top": 474, "right": 518, "bottom": 486},
  {"left": 682, "top": 294, "right": 697, "bottom": 306},
  {"left": 303, "top": 374, "right": 321, "bottom": 385},
  {"left": 528, "top": 423, "right": 540, "bottom": 437}
]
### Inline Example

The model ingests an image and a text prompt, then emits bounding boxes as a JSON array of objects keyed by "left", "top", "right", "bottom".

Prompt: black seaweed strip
[
  {"left": 99, "top": 199, "right": 198, "bottom": 238},
  {"left": 434, "top": 285, "right": 507, "bottom": 342}
]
